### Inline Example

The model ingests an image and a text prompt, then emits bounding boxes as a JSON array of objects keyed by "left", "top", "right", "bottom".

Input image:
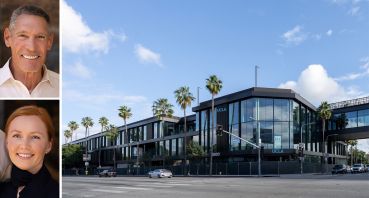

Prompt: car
[
  {"left": 351, "top": 164, "right": 365, "bottom": 173},
  {"left": 148, "top": 169, "right": 173, "bottom": 178},
  {"left": 99, "top": 169, "right": 117, "bottom": 177},
  {"left": 331, "top": 164, "right": 348, "bottom": 174}
]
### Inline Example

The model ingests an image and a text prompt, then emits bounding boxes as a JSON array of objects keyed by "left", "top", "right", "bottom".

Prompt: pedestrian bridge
[{"left": 328, "top": 96, "right": 369, "bottom": 140}]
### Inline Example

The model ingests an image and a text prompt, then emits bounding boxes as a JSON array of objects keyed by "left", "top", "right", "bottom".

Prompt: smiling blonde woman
[{"left": 0, "top": 105, "right": 58, "bottom": 198}]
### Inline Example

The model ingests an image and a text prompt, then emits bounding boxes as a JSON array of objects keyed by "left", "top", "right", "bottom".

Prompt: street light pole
[{"left": 257, "top": 122, "right": 261, "bottom": 177}]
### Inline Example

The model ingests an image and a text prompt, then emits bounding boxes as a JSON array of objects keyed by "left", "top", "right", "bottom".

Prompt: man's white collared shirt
[{"left": 0, "top": 59, "right": 59, "bottom": 98}]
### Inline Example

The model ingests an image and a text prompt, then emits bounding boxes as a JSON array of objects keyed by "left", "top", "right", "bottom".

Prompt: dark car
[
  {"left": 331, "top": 164, "right": 348, "bottom": 174},
  {"left": 99, "top": 169, "right": 117, "bottom": 177}
]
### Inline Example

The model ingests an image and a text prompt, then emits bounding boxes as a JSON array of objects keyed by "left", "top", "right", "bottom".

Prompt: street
[{"left": 62, "top": 173, "right": 369, "bottom": 198}]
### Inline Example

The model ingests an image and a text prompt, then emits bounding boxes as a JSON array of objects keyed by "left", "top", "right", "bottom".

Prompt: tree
[
  {"left": 317, "top": 101, "right": 332, "bottom": 169},
  {"left": 152, "top": 98, "right": 174, "bottom": 119},
  {"left": 105, "top": 124, "right": 119, "bottom": 171},
  {"left": 98, "top": 116, "right": 109, "bottom": 168},
  {"left": 81, "top": 116, "right": 94, "bottom": 173},
  {"left": 68, "top": 121, "right": 79, "bottom": 142},
  {"left": 64, "top": 129, "right": 72, "bottom": 144},
  {"left": 174, "top": 86, "right": 195, "bottom": 168},
  {"left": 206, "top": 75, "right": 223, "bottom": 175},
  {"left": 62, "top": 144, "right": 84, "bottom": 169},
  {"left": 187, "top": 141, "right": 205, "bottom": 160},
  {"left": 346, "top": 140, "right": 358, "bottom": 165},
  {"left": 187, "top": 141, "right": 205, "bottom": 175},
  {"left": 118, "top": 105, "right": 132, "bottom": 163}
]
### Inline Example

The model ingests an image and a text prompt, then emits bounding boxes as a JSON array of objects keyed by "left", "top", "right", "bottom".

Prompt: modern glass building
[{"left": 71, "top": 87, "right": 359, "bottom": 170}]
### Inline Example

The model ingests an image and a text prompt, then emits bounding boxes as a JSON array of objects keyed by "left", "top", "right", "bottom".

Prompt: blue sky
[{"left": 61, "top": 0, "right": 369, "bottom": 151}]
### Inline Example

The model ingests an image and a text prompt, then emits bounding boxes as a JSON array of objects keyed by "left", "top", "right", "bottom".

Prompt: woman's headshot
[{"left": 0, "top": 104, "right": 59, "bottom": 198}]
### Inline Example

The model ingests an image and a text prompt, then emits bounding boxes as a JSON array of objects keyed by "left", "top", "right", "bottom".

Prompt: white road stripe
[
  {"left": 91, "top": 189, "right": 126, "bottom": 193},
  {"left": 114, "top": 186, "right": 152, "bottom": 190},
  {"left": 135, "top": 184, "right": 173, "bottom": 188}
]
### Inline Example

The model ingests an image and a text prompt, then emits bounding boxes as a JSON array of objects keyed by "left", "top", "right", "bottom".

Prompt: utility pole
[
  {"left": 197, "top": 87, "right": 200, "bottom": 105},
  {"left": 255, "top": 65, "right": 260, "bottom": 87}
]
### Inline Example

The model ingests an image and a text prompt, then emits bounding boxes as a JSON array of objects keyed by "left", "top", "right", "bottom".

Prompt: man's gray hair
[{"left": 9, "top": 5, "right": 50, "bottom": 31}]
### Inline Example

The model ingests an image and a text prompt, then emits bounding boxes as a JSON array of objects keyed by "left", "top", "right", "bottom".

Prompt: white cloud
[
  {"left": 360, "top": 56, "right": 369, "bottom": 69},
  {"left": 313, "top": 34, "right": 322, "bottom": 40},
  {"left": 357, "top": 139, "right": 369, "bottom": 153},
  {"left": 326, "top": 29, "right": 333, "bottom": 36},
  {"left": 347, "top": 6, "right": 360, "bottom": 15},
  {"left": 65, "top": 61, "right": 92, "bottom": 79},
  {"left": 135, "top": 44, "right": 163, "bottom": 67},
  {"left": 64, "top": 89, "right": 147, "bottom": 105},
  {"left": 282, "top": 25, "right": 308, "bottom": 45},
  {"left": 278, "top": 64, "right": 363, "bottom": 105},
  {"left": 335, "top": 57, "right": 369, "bottom": 81},
  {"left": 61, "top": 0, "right": 126, "bottom": 54}
]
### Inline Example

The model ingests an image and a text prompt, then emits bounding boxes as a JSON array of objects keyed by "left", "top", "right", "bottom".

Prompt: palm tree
[
  {"left": 206, "top": 75, "right": 223, "bottom": 176},
  {"left": 105, "top": 124, "right": 119, "bottom": 171},
  {"left": 174, "top": 86, "right": 195, "bottom": 170},
  {"left": 81, "top": 117, "right": 94, "bottom": 174},
  {"left": 98, "top": 116, "right": 109, "bottom": 168},
  {"left": 317, "top": 101, "right": 332, "bottom": 171},
  {"left": 152, "top": 98, "right": 174, "bottom": 119},
  {"left": 118, "top": 105, "right": 132, "bottom": 164},
  {"left": 68, "top": 121, "right": 79, "bottom": 141},
  {"left": 346, "top": 140, "right": 358, "bottom": 165},
  {"left": 64, "top": 129, "right": 72, "bottom": 144}
]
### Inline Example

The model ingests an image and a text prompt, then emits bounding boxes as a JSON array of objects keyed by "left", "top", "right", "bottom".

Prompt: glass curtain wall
[
  {"left": 200, "top": 110, "right": 209, "bottom": 152},
  {"left": 229, "top": 102, "right": 240, "bottom": 151}
]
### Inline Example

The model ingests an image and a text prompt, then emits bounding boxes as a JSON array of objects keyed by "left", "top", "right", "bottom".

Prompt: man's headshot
[{"left": 0, "top": 2, "right": 59, "bottom": 98}]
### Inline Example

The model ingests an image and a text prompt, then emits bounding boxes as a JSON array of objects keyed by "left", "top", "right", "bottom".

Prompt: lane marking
[
  {"left": 91, "top": 189, "right": 126, "bottom": 193},
  {"left": 114, "top": 186, "right": 152, "bottom": 190}
]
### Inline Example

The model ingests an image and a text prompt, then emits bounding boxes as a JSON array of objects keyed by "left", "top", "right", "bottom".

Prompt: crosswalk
[{"left": 63, "top": 179, "right": 199, "bottom": 197}]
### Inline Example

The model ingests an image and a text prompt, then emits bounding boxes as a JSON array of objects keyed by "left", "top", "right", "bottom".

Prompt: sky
[{"left": 61, "top": 0, "right": 369, "bottom": 152}]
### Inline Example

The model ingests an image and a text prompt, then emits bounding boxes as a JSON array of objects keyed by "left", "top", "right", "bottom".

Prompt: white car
[
  {"left": 352, "top": 164, "right": 365, "bottom": 173},
  {"left": 148, "top": 169, "right": 173, "bottom": 178}
]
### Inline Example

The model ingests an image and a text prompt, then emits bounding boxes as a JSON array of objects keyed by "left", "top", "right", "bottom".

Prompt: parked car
[
  {"left": 99, "top": 169, "right": 117, "bottom": 177},
  {"left": 148, "top": 169, "right": 173, "bottom": 178},
  {"left": 331, "top": 164, "right": 348, "bottom": 174},
  {"left": 351, "top": 164, "right": 365, "bottom": 173}
]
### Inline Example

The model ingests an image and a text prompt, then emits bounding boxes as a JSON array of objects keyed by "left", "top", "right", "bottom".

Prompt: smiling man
[{"left": 0, "top": 5, "right": 59, "bottom": 98}]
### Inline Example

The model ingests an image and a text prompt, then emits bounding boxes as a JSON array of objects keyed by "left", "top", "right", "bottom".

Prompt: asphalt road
[{"left": 62, "top": 173, "right": 369, "bottom": 198}]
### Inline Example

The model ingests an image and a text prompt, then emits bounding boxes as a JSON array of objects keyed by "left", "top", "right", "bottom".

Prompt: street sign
[{"left": 83, "top": 154, "right": 91, "bottom": 161}]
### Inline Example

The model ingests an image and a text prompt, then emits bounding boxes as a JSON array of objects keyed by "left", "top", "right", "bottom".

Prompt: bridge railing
[{"left": 330, "top": 96, "right": 369, "bottom": 109}]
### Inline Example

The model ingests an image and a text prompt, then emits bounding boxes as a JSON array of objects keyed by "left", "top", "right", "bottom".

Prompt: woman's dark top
[{"left": 0, "top": 164, "right": 59, "bottom": 198}]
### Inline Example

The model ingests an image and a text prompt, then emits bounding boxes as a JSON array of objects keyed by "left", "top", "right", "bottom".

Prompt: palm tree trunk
[
  {"left": 210, "top": 94, "right": 214, "bottom": 176},
  {"left": 114, "top": 146, "right": 116, "bottom": 171},
  {"left": 184, "top": 109, "right": 187, "bottom": 175},
  {"left": 99, "top": 126, "right": 102, "bottom": 168}
]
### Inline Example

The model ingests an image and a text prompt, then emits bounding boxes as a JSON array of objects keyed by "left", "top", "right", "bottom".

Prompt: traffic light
[{"left": 216, "top": 125, "right": 223, "bottom": 136}]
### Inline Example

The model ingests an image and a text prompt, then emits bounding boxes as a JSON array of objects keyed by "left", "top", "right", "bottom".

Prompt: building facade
[{"left": 71, "top": 87, "right": 358, "bottom": 170}]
